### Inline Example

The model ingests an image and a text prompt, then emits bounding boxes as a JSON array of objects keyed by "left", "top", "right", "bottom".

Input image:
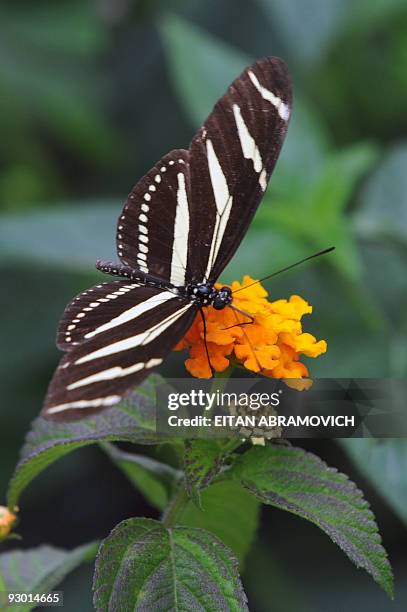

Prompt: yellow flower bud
[{"left": 0, "top": 506, "right": 17, "bottom": 539}]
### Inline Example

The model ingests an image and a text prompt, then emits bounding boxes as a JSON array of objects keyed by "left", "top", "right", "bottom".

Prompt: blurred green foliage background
[{"left": 1, "top": 1, "right": 407, "bottom": 610}]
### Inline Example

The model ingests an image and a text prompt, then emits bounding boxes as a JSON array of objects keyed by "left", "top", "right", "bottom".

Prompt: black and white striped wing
[
  {"left": 117, "top": 149, "right": 191, "bottom": 287},
  {"left": 42, "top": 56, "right": 292, "bottom": 421},
  {"left": 116, "top": 57, "right": 291, "bottom": 286},
  {"left": 186, "top": 56, "right": 292, "bottom": 283},
  {"left": 43, "top": 282, "right": 194, "bottom": 420}
]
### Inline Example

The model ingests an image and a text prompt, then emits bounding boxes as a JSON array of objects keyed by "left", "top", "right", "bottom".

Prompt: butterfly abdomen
[{"left": 95, "top": 260, "right": 176, "bottom": 291}]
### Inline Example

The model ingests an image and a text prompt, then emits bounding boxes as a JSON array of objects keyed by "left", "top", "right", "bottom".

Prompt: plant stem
[
  {"left": 162, "top": 484, "right": 189, "bottom": 528},
  {"left": 220, "top": 437, "right": 244, "bottom": 454},
  {"left": 162, "top": 367, "right": 243, "bottom": 528},
  {"left": 205, "top": 366, "right": 234, "bottom": 421}
]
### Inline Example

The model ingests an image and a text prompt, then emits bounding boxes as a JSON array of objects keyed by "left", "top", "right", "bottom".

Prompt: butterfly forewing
[{"left": 187, "top": 57, "right": 292, "bottom": 282}]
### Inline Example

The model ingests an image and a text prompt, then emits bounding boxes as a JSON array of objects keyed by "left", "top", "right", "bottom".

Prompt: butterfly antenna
[{"left": 232, "top": 246, "right": 335, "bottom": 294}]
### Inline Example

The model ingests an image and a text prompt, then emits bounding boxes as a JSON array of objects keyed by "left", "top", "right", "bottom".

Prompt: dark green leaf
[
  {"left": 7, "top": 376, "right": 167, "bottom": 509},
  {"left": 93, "top": 518, "right": 248, "bottom": 611},
  {"left": 310, "top": 142, "right": 379, "bottom": 216},
  {"left": 257, "top": 0, "right": 348, "bottom": 68},
  {"left": 0, "top": 542, "right": 97, "bottom": 612},
  {"left": 159, "top": 13, "right": 250, "bottom": 127},
  {"left": 342, "top": 0, "right": 406, "bottom": 36},
  {"left": 184, "top": 440, "right": 226, "bottom": 507},
  {"left": 178, "top": 481, "right": 260, "bottom": 566},
  {"left": 341, "top": 439, "right": 407, "bottom": 526},
  {"left": 272, "top": 98, "right": 330, "bottom": 193},
  {"left": 0, "top": 2, "right": 115, "bottom": 163},
  {"left": 1, "top": 3, "right": 106, "bottom": 57},
  {"left": 231, "top": 445, "right": 393, "bottom": 597},
  {"left": 101, "top": 443, "right": 181, "bottom": 511},
  {"left": 355, "top": 144, "right": 407, "bottom": 245},
  {"left": 257, "top": 0, "right": 406, "bottom": 67},
  {"left": 262, "top": 142, "right": 378, "bottom": 282}
]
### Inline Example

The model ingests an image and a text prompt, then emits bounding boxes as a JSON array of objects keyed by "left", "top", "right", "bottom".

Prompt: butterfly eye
[{"left": 197, "top": 285, "right": 211, "bottom": 296}]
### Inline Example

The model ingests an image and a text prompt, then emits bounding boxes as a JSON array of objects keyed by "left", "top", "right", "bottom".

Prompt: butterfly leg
[
  {"left": 222, "top": 304, "right": 254, "bottom": 330},
  {"left": 198, "top": 307, "right": 215, "bottom": 376}
]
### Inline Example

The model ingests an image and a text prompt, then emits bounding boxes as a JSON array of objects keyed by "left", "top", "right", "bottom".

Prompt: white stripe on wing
[
  {"left": 74, "top": 304, "right": 192, "bottom": 365},
  {"left": 205, "top": 139, "right": 233, "bottom": 279},
  {"left": 170, "top": 172, "right": 190, "bottom": 285},
  {"left": 67, "top": 357, "right": 162, "bottom": 390},
  {"left": 248, "top": 71, "right": 290, "bottom": 121},
  {"left": 84, "top": 291, "right": 176, "bottom": 339}
]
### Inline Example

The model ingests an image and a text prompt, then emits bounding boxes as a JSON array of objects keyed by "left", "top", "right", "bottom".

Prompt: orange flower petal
[
  {"left": 185, "top": 342, "right": 233, "bottom": 378},
  {"left": 174, "top": 276, "right": 327, "bottom": 381}
]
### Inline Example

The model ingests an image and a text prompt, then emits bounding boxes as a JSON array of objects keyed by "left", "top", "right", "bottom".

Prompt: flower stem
[{"left": 162, "top": 484, "right": 189, "bottom": 528}]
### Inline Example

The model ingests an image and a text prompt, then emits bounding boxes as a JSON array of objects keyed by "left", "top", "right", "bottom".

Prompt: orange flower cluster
[
  {"left": 0, "top": 505, "right": 17, "bottom": 539},
  {"left": 174, "top": 276, "right": 327, "bottom": 381}
]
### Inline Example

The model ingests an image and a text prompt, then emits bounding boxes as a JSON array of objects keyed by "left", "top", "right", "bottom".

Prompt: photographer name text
[{"left": 167, "top": 414, "right": 355, "bottom": 428}]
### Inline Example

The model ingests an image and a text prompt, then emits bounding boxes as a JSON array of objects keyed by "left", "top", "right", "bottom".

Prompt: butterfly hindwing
[
  {"left": 57, "top": 281, "right": 147, "bottom": 350},
  {"left": 44, "top": 284, "right": 194, "bottom": 420}
]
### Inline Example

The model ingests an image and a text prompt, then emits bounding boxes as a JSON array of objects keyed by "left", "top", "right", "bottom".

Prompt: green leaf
[
  {"left": 0, "top": 542, "right": 97, "bottom": 612},
  {"left": 183, "top": 440, "right": 226, "bottom": 507},
  {"left": 178, "top": 481, "right": 260, "bottom": 567},
  {"left": 1, "top": 3, "right": 107, "bottom": 57},
  {"left": 341, "top": 439, "right": 407, "bottom": 527},
  {"left": 0, "top": 203, "right": 118, "bottom": 268},
  {"left": 272, "top": 98, "right": 331, "bottom": 193},
  {"left": 257, "top": 0, "right": 406, "bottom": 67},
  {"left": 159, "top": 13, "right": 250, "bottom": 127},
  {"left": 0, "top": 3, "right": 115, "bottom": 164},
  {"left": 310, "top": 142, "right": 379, "bottom": 216},
  {"left": 342, "top": 0, "right": 406, "bottom": 37},
  {"left": 101, "top": 443, "right": 181, "bottom": 511},
  {"left": 93, "top": 518, "right": 248, "bottom": 611},
  {"left": 257, "top": 0, "right": 348, "bottom": 69},
  {"left": 7, "top": 376, "right": 167, "bottom": 509},
  {"left": 354, "top": 143, "right": 407, "bottom": 245},
  {"left": 262, "top": 142, "right": 378, "bottom": 282},
  {"left": 231, "top": 445, "right": 394, "bottom": 597}
]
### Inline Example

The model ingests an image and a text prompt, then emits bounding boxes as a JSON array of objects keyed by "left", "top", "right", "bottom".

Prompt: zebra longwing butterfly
[{"left": 43, "top": 57, "right": 292, "bottom": 420}]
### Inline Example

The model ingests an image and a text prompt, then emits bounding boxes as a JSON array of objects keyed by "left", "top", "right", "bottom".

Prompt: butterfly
[{"left": 42, "top": 57, "right": 292, "bottom": 420}]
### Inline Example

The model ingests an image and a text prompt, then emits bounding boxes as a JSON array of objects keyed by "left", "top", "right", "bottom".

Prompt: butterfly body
[
  {"left": 43, "top": 57, "right": 292, "bottom": 420},
  {"left": 184, "top": 282, "right": 232, "bottom": 309},
  {"left": 96, "top": 259, "right": 232, "bottom": 309}
]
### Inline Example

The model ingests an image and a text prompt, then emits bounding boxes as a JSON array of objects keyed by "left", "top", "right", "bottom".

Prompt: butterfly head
[
  {"left": 185, "top": 283, "right": 232, "bottom": 310},
  {"left": 212, "top": 286, "right": 232, "bottom": 310}
]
